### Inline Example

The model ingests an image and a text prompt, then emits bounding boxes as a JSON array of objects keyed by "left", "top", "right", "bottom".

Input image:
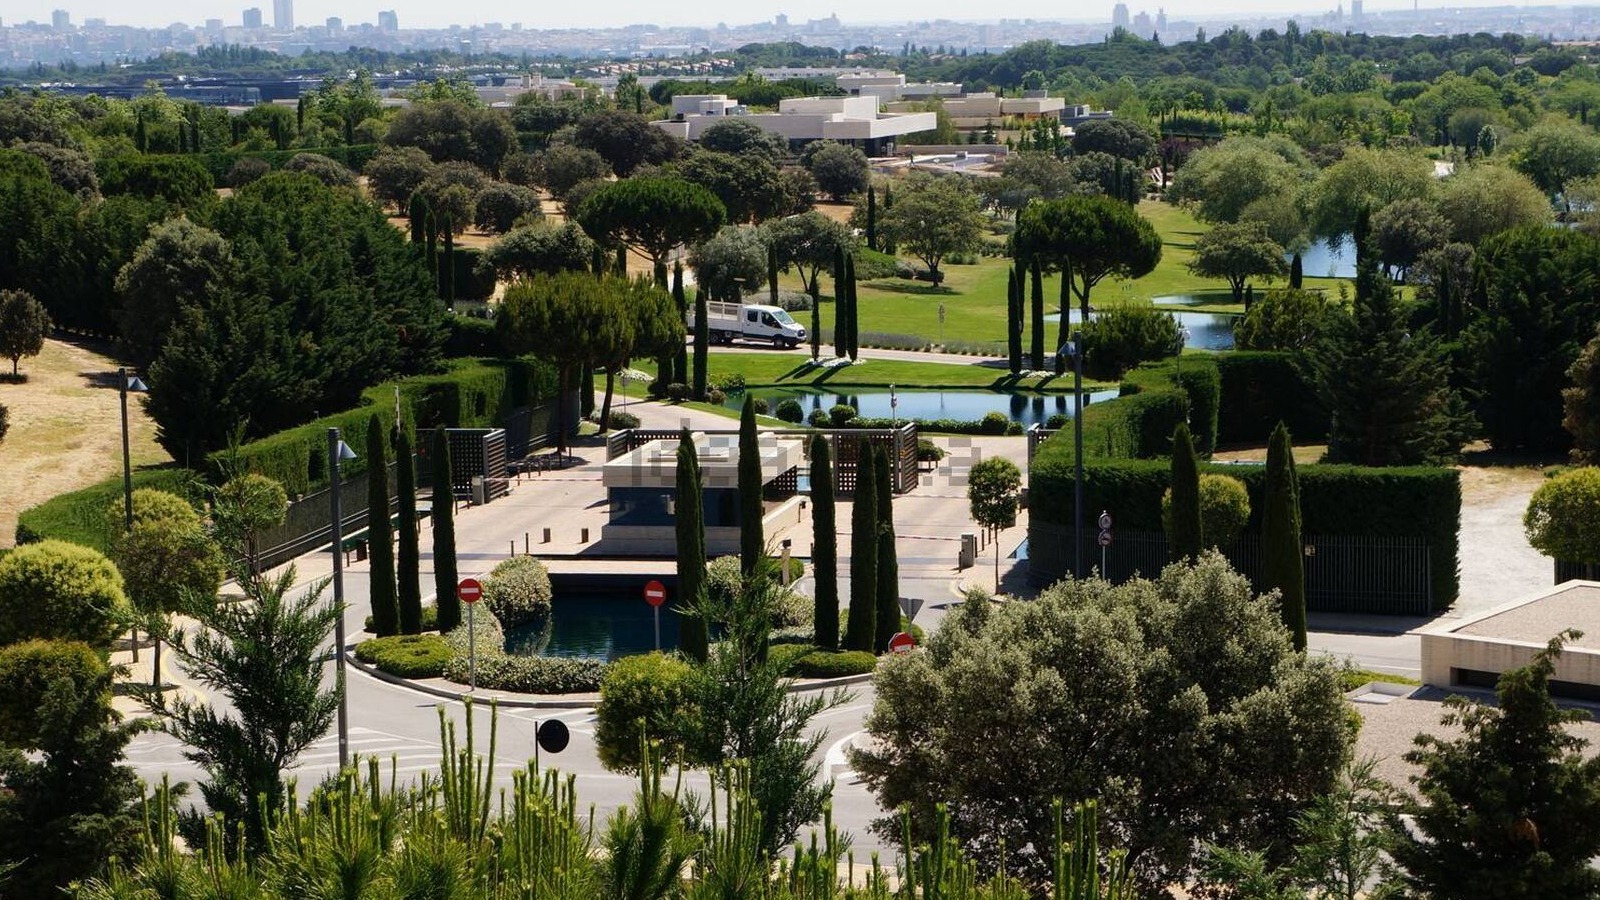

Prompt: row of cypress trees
[
  {"left": 1002, "top": 256, "right": 1050, "bottom": 373},
  {"left": 366, "top": 416, "right": 461, "bottom": 638},
  {"left": 838, "top": 440, "right": 901, "bottom": 653},
  {"left": 832, "top": 246, "right": 860, "bottom": 361}
]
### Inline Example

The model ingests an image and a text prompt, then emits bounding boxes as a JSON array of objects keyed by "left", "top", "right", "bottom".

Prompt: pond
[
  {"left": 503, "top": 592, "right": 681, "bottom": 660},
  {"left": 1296, "top": 236, "right": 1356, "bottom": 280},
  {"left": 724, "top": 386, "right": 1121, "bottom": 427},
  {"left": 1045, "top": 305, "right": 1239, "bottom": 352}
]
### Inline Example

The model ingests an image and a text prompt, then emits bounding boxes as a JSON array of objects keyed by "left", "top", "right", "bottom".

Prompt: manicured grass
[
  {"left": 697, "top": 353, "right": 1106, "bottom": 392},
  {"left": 1338, "top": 668, "right": 1422, "bottom": 692},
  {"left": 773, "top": 200, "right": 1354, "bottom": 346}
]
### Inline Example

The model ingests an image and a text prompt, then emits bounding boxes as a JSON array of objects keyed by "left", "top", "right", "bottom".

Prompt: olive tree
[
  {"left": 689, "top": 225, "right": 768, "bottom": 301},
  {"left": 852, "top": 552, "right": 1352, "bottom": 893},
  {"left": 0, "top": 288, "right": 51, "bottom": 378},
  {"left": 107, "top": 489, "right": 224, "bottom": 687},
  {"left": 1187, "top": 220, "right": 1289, "bottom": 303},
  {"left": 877, "top": 173, "right": 983, "bottom": 282},
  {"left": 0, "top": 540, "right": 130, "bottom": 649},
  {"left": 967, "top": 456, "right": 1021, "bottom": 592}
]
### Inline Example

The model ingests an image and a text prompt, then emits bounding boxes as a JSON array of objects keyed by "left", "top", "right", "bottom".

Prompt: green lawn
[
  {"left": 772, "top": 200, "right": 1352, "bottom": 347},
  {"left": 656, "top": 352, "right": 1113, "bottom": 392}
]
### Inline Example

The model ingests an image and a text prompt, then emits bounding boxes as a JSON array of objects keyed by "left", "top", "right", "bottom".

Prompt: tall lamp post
[
  {"left": 119, "top": 367, "right": 147, "bottom": 660},
  {"left": 1058, "top": 335, "right": 1084, "bottom": 578},
  {"left": 327, "top": 428, "right": 357, "bottom": 770}
]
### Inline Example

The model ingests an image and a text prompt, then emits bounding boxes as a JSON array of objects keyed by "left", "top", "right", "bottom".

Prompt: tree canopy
[{"left": 577, "top": 176, "right": 726, "bottom": 282}]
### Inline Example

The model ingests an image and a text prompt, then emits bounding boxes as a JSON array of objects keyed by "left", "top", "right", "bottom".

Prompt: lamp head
[
  {"left": 337, "top": 441, "right": 357, "bottom": 462},
  {"left": 126, "top": 375, "right": 148, "bottom": 393}
]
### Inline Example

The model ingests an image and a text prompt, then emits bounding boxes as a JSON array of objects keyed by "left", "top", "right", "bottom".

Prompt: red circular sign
[
  {"left": 457, "top": 578, "right": 483, "bottom": 604},
  {"left": 888, "top": 631, "right": 916, "bottom": 654},
  {"left": 643, "top": 579, "right": 668, "bottom": 608}
]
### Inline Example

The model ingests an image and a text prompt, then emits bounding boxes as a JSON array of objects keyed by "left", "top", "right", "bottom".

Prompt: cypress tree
[
  {"left": 192, "top": 121, "right": 203, "bottom": 153},
  {"left": 693, "top": 288, "right": 710, "bottom": 400},
  {"left": 590, "top": 243, "right": 607, "bottom": 277},
  {"left": 866, "top": 184, "right": 878, "bottom": 251},
  {"left": 845, "top": 439, "right": 878, "bottom": 652},
  {"left": 767, "top": 244, "right": 780, "bottom": 306},
  {"left": 1006, "top": 264, "right": 1023, "bottom": 374},
  {"left": 136, "top": 113, "right": 147, "bottom": 152},
  {"left": 366, "top": 415, "right": 399, "bottom": 637},
  {"left": 873, "top": 444, "right": 900, "bottom": 652},
  {"left": 1263, "top": 422, "right": 1307, "bottom": 651},
  {"left": 738, "top": 398, "right": 764, "bottom": 576},
  {"left": 296, "top": 95, "right": 306, "bottom": 131},
  {"left": 809, "top": 279, "right": 821, "bottom": 361},
  {"left": 441, "top": 219, "right": 456, "bottom": 304},
  {"left": 614, "top": 245, "right": 627, "bottom": 277},
  {"left": 408, "top": 193, "right": 428, "bottom": 246},
  {"left": 1030, "top": 258, "right": 1046, "bottom": 371},
  {"left": 179, "top": 126, "right": 188, "bottom": 153},
  {"left": 810, "top": 434, "right": 839, "bottom": 651},
  {"left": 1289, "top": 251, "right": 1303, "bottom": 290},
  {"left": 396, "top": 426, "right": 423, "bottom": 634},
  {"left": 672, "top": 262, "right": 689, "bottom": 387},
  {"left": 845, "top": 252, "right": 860, "bottom": 361},
  {"left": 882, "top": 185, "right": 895, "bottom": 253},
  {"left": 424, "top": 211, "right": 438, "bottom": 275},
  {"left": 838, "top": 246, "right": 851, "bottom": 358},
  {"left": 1167, "top": 422, "right": 1203, "bottom": 562},
  {"left": 675, "top": 428, "right": 709, "bottom": 661},
  {"left": 431, "top": 426, "right": 460, "bottom": 633}
]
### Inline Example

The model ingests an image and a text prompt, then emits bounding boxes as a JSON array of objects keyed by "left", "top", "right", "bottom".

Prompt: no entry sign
[
  {"left": 888, "top": 631, "right": 916, "bottom": 654},
  {"left": 643, "top": 579, "right": 668, "bottom": 608},
  {"left": 457, "top": 578, "right": 483, "bottom": 604}
]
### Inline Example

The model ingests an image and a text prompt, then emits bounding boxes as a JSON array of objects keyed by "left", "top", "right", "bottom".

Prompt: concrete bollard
[
  {"left": 542, "top": 527, "right": 552, "bottom": 544},
  {"left": 581, "top": 527, "right": 590, "bottom": 543},
  {"left": 524, "top": 532, "right": 530, "bottom": 555}
]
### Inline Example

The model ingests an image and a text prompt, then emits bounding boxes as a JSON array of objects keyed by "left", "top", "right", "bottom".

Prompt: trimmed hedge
[
  {"left": 1215, "top": 352, "right": 1327, "bottom": 446},
  {"left": 440, "top": 604, "right": 606, "bottom": 693},
  {"left": 1028, "top": 450, "right": 1461, "bottom": 607},
  {"left": 1176, "top": 357, "right": 1220, "bottom": 456},
  {"left": 205, "top": 357, "right": 559, "bottom": 495},
  {"left": 355, "top": 633, "right": 452, "bottom": 678},
  {"left": 15, "top": 468, "right": 205, "bottom": 553},
  {"left": 444, "top": 247, "right": 496, "bottom": 302},
  {"left": 364, "top": 605, "right": 438, "bottom": 633},
  {"left": 444, "top": 315, "right": 500, "bottom": 358},
  {"left": 193, "top": 145, "right": 381, "bottom": 184},
  {"left": 789, "top": 649, "right": 877, "bottom": 678}
]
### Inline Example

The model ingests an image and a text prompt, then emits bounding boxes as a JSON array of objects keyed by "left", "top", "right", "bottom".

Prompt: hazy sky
[{"left": 10, "top": 0, "right": 1523, "bottom": 31}]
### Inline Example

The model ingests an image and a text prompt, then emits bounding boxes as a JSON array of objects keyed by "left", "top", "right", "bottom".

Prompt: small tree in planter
[{"left": 967, "top": 457, "right": 1022, "bottom": 593}]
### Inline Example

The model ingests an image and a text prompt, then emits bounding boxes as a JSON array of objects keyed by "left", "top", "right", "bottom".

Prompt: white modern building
[
  {"left": 654, "top": 95, "right": 937, "bottom": 154},
  {"left": 834, "top": 71, "right": 963, "bottom": 104},
  {"left": 888, "top": 90, "right": 1067, "bottom": 129}
]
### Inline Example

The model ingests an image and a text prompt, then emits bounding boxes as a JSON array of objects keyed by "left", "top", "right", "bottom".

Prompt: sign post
[
  {"left": 644, "top": 579, "right": 667, "bottom": 651},
  {"left": 888, "top": 631, "right": 916, "bottom": 654},
  {"left": 1097, "top": 511, "right": 1113, "bottom": 575},
  {"left": 458, "top": 578, "right": 483, "bottom": 690},
  {"left": 938, "top": 303, "right": 946, "bottom": 348}
]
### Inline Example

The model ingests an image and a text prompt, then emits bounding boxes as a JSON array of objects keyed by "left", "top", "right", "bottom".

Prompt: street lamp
[
  {"left": 327, "top": 428, "right": 357, "bottom": 770},
  {"left": 118, "top": 367, "right": 147, "bottom": 532},
  {"left": 1058, "top": 335, "right": 1084, "bottom": 579},
  {"left": 1175, "top": 326, "right": 1192, "bottom": 381}
]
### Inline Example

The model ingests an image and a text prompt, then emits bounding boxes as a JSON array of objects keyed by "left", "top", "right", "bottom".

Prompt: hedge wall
[
  {"left": 14, "top": 468, "right": 206, "bottom": 553},
  {"left": 194, "top": 145, "right": 381, "bottom": 184},
  {"left": 1028, "top": 447, "right": 1461, "bottom": 608},
  {"left": 444, "top": 315, "right": 501, "bottom": 358},
  {"left": 204, "top": 356, "right": 559, "bottom": 496},
  {"left": 1176, "top": 358, "right": 1220, "bottom": 456},
  {"left": 1215, "top": 352, "right": 1327, "bottom": 446}
]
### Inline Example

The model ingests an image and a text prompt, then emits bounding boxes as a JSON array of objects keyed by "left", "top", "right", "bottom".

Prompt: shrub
[
  {"left": 441, "top": 653, "right": 605, "bottom": 693},
  {"left": 709, "top": 372, "right": 747, "bottom": 392},
  {"left": 607, "top": 410, "right": 641, "bottom": 429},
  {"left": 283, "top": 152, "right": 358, "bottom": 188},
  {"left": 1177, "top": 356, "right": 1221, "bottom": 455},
  {"left": 789, "top": 649, "right": 877, "bottom": 678},
  {"left": 980, "top": 411, "right": 1010, "bottom": 435},
  {"left": 775, "top": 291, "right": 813, "bottom": 312},
  {"left": 1045, "top": 413, "right": 1069, "bottom": 429},
  {"left": 752, "top": 398, "right": 770, "bottom": 415},
  {"left": 474, "top": 183, "right": 542, "bottom": 234},
  {"left": 1161, "top": 473, "right": 1252, "bottom": 548},
  {"left": 0, "top": 540, "right": 129, "bottom": 648},
  {"left": 853, "top": 247, "right": 903, "bottom": 280},
  {"left": 594, "top": 652, "right": 697, "bottom": 772},
  {"left": 706, "top": 555, "right": 810, "bottom": 627},
  {"left": 707, "top": 388, "right": 727, "bottom": 405},
  {"left": 1079, "top": 303, "right": 1181, "bottom": 380},
  {"left": 364, "top": 605, "right": 438, "bottom": 633},
  {"left": 1525, "top": 467, "right": 1600, "bottom": 564},
  {"left": 917, "top": 438, "right": 946, "bottom": 462},
  {"left": 481, "top": 555, "right": 553, "bottom": 629},
  {"left": 808, "top": 408, "right": 830, "bottom": 427},
  {"left": 0, "top": 639, "right": 105, "bottom": 748},
  {"left": 1005, "top": 422, "right": 1025, "bottom": 436},
  {"left": 768, "top": 642, "right": 815, "bottom": 672},
  {"left": 1215, "top": 352, "right": 1326, "bottom": 445},
  {"left": 666, "top": 382, "right": 690, "bottom": 402},
  {"left": 226, "top": 156, "right": 271, "bottom": 188},
  {"left": 355, "top": 633, "right": 452, "bottom": 678},
  {"left": 829, "top": 404, "right": 858, "bottom": 426},
  {"left": 443, "top": 314, "right": 499, "bottom": 358},
  {"left": 775, "top": 398, "right": 806, "bottom": 423}
]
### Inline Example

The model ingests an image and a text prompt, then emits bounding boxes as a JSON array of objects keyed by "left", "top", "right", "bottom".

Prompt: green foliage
[
  {"left": 473, "top": 182, "right": 540, "bottom": 234},
  {"left": 1078, "top": 302, "right": 1182, "bottom": 380},
  {"left": 481, "top": 555, "right": 553, "bottom": 630},
  {"left": 1176, "top": 355, "right": 1221, "bottom": 455},
  {"left": 676, "top": 430, "right": 709, "bottom": 661},
  {"left": 802, "top": 141, "right": 870, "bottom": 201},
  {"left": 113, "top": 217, "right": 232, "bottom": 369},
  {"left": 1387, "top": 634, "right": 1600, "bottom": 899},
  {"left": 1166, "top": 423, "right": 1204, "bottom": 560},
  {"left": 395, "top": 428, "right": 423, "bottom": 635},
  {"left": 810, "top": 435, "right": 840, "bottom": 652},
  {"left": 594, "top": 652, "right": 697, "bottom": 772},
  {"left": 96, "top": 154, "right": 215, "bottom": 208},
  {"left": 846, "top": 440, "right": 878, "bottom": 653},
  {"left": 1523, "top": 467, "right": 1600, "bottom": 564},
  {"left": 0, "top": 639, "right": 105, "bottom": 748},
  {"left": 874, "top": 445, "right": 900, "bottom": 653},
  {"left": 190, "top": 144, "right": 382, "bottom": 184},
  {"left": 1216, "top": 352, "right": 1327, "bottom": 444},
  {"left": 0, "top": 288, "right": 50, "bottom": 377},
  {"left": 788, "top": 649, "right": 878, "bottom": 678},
  {"left": 854, "top": 552, "right": 1352, "bottom": 892},
  {"left": 108, "top": 487, "right": 223, "bottom": 683},
  {"left": 878, "top": 173, "right": 983, "bottom": 278},
  {"left": 0, "top": 540, "right": 129, "bottom": 649},
  {"left": 577, "top": 175, "right": 725, "bottom": 275},
  {"left": 1263, "top": 423, "right": 1308, "bottom": 650},
  {"left": 1163, "top": 472, "right": 1252, "bottom": 550},
  {"left": 439, "top": 619, "right": 605, "bottom": 693},
  {"left": 366, "top": 415, "right": 398, "bottom": 638},
  {"left": 484, "top": 220, "right": 596, "bottom": 280},
  {"left": 432, "top": 426, "right": 461, "bottom": 634},
  {"left": 1188, "top": 220, "right": 1290, "bottom": 302},
  {"left": 1016, "top": 194, "right": 1162, "bottom": 320},
  {"left": 353, "top": 633, "right": 452, "bottom": 678},
  {"left": 738, "top": 398, "right": 764, "bottom": 576},
  {"left": 15, "top": 467, "right": 202, "bottom": 553},
  {"left": 1234, "top": 288, "right": 1335, "bottom": 352}
]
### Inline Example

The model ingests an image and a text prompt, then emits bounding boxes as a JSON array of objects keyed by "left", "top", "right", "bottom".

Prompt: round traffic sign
[
  {"left": 1097, "top": 530, "right": 1113, "bottom": 547},
  {"left": 1098, "top": 511, "right": 1113, "bottom": 531},
  {"left": 457, "top": 577, "right": 483, "bottom": 604},
  {"left": 643, "top": 579, "right": 668, "bottom": 608},
  {"left": 536, "top": 719, "right": 570, "bottom": 754},
  {"left": 887, "top": 631, "right": 916, "bottom": 654}
]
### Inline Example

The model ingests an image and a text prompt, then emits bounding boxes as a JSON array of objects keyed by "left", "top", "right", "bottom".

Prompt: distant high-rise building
[
  {"left": 204, "top": 17, "right": 222, "bottom": 29},
  {"left": 273, "top": 0, "right": 293, "bottom": 30},
  {"left": 378, "top": 9, "right": 398, "bottom": 31},
  {"left": 1112, "top": 2, "right": 1130, "bottom": 28},
  {"left": 1156, "top": 7, "right": 1167, "bottom": 31},
  {"left": 1133, "top": 10, "right": 1152, "bottom": 33},
  {"left": 326, "top": 16, "right": 341, "bottom": 31},
  {"left": 1351, "top": 0, "right": 1364, "bottom": 19},
  {"left": 51, "top": 9, "right": 71, "bottom": 30},
  {"left": 775, "top": 12, "right": 789, "bottom": 27},
  {"left": 243, "top": 7, "right": 263, "bottom": 28}
]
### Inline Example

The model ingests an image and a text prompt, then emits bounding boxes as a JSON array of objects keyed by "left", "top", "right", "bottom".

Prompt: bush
[
  {"left": 808, "top": 408, "right": 830, "bottom": 427},
  {"left": 1005, "top": 422, "right": 1025, "bottom": 436},
  {"left": 0, "top": 639, "right": 105, "bottom": 748},
  {"left": 706, "top": 555, "right": 810, "bottom": 627},
  {"left": 774, "top": 290, "right": 813, "bottom": 312},
  {"left": 829, "top": 404, "right": 858, "bottom": 426},
  {"left": 1525, "top": 467, "right": 1600, "bottom": 564},
  {"left": 768, "top": 642, "right": 815, "bottom": 672},
  {"left": 980, "top": 411, "right": 1011, "bottom": 435},
  {"left": 15, "top": 468, "right": 204, "bottom": 553},
  {"left": 474, "top": 183, "right": 542, "bottom": 234},
  {"left": 0, "top": 540, "right": 130, "bottom": 649},
  {"left": 666, "top": 383, "right": 690, "bottom": 402},
  {"left": 775, "top": 398, "right": 806, "bottom": 423},
  {"left": 1079, "top": 303, "right": 1181, "bottom": 380},
  {"left": 364, "top": 604, "right": 438, "bottom": 633},
  {"left": 752, "top": 398, "right": 770, "bottom": 415},
  {"left": 594, "top": 652, "right": 697, "bottom": 772},
  {"left": 1215, "top": 352, "right": 1326, "bottom": 445},
  {"left": 1161, "top": 473, "right": 1252, "bottom": 548},
  {"left": 354, "top": 633, "right": 452, "bottom": 678},
  {"left": 917, "top": 438, "right": 946, "bottom": 462},
  {"left": 1045, "top": 413, "right": 1069, "bottom": 429},
  {"left": 283, "top": 152, "right": 358, "bottom": 188},
  {"left": 442, "top": 652, "right": 606, "bottom": 693},
  {"left": 1176, "top": 356, "right": 1221, "bottom": 456},
  {"left": 443, "top": 314, "right": 500, "bottom": 358},
  {"left": 789, "top": 649, "right": 877, "bottom": 678},
  {"left": 709, "top": 372, "right": 747, "bottom": 392},
  {"left": 226, "top": 156, "right": 272, "bottom": 188},
  {"left": 481, "top": 555, "right": 553, "bottom": 629},
  {"left": 607, "top": 410, "right": 641, "bottom": 429},
  {"left": 853, "top": 247, "right": 903, "bottom": 281},
  {"left": 707, "top": 388, "right": 727, "bottom": 405}
]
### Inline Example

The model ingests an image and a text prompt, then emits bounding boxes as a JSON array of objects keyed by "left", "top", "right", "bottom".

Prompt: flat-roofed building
[{"left": 654, "top": 94, "right": 936, "bottom": 155}]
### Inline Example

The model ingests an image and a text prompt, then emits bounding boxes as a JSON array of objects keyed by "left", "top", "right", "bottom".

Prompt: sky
[{"left": 8, "top": 0, "right": 1532, "bottom": 31}]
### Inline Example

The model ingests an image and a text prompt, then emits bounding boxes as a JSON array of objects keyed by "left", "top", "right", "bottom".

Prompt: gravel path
[{"left": 1450, "top": 463, "right": 1551, "bottom": 619}]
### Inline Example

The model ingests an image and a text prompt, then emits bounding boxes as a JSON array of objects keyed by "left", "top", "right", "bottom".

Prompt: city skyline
[{"left": 4, "top": 0, "right": 1540, "bottom": 30}]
